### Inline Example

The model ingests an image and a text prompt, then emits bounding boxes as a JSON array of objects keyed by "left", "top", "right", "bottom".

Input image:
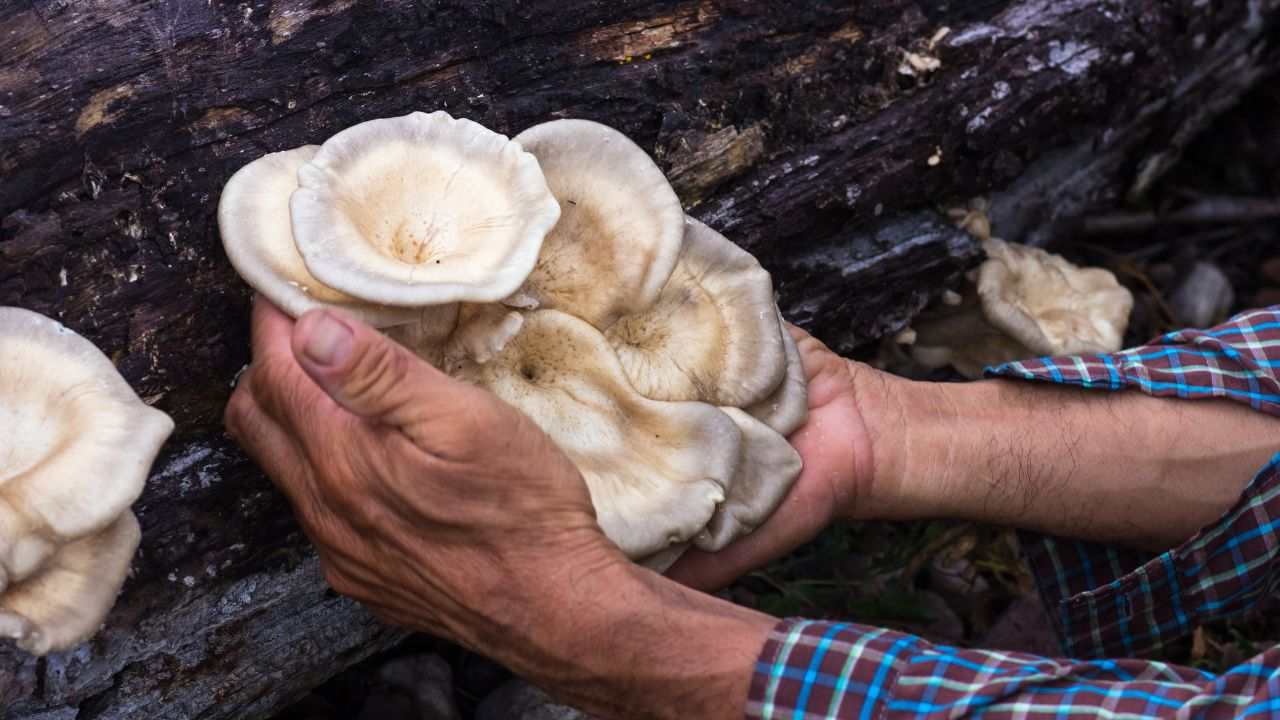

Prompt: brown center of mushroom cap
[{"left": 332, "top": 147, "right": 517, "bottom": 268}]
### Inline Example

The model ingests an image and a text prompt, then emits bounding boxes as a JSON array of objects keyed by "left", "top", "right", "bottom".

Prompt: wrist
[
  {"left": 502, "top": 553, "right": 775, "bottom": 719},
  {"left": 850, "top": 372, "right": 993, "bottom": 522}
]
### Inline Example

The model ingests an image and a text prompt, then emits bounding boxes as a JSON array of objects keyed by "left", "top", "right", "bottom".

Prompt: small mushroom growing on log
[
  {"left": 217, "top": 113, "right": 807, "bottom": 572},
  {"left": 0, "top": 307, "right": 173, "bottom": 655},
  {"left": 904, "top": 238, "right": 1135, "bottom": 378}
]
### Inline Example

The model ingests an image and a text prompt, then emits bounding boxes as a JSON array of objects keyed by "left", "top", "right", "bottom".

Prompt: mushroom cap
[
  {"left": 0, "top": 511, "right": 140, "bottom": 656},
  {"left": 695, "top": 408, "right": 803, "bottom": 552},
  {"left": 978, "top": 238, "right": 1133, "bottom": 356},
  {"left": 0, "top": 307, "right": 172, "bottom": 592},
  {"left": 218, "top": 146, "right": 426, "bottom": 327},
  {"left": 291, "top": 111, "right": 561, "bottom": 307},
  {"left": 908, "top": 290, "right": 1032, "bottom": 379},
  {"left": 606, "top": 217, "right": 786, "bottom": 407},
  {"left": 746, "top": 311, "right": 809, "bottom": 436},
  {"left": 512, "top": 119, "right": 685, "bottom": 329},
  {"left": 456, "top": 309, "right": 742, "bottom": 558},
  {"left": 909, "top": 239, "right": 1135, "bottom": 379}
]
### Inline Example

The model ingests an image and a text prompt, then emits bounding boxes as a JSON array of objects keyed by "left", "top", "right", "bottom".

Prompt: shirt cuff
[{"left": 747, "top": 619, "right": 917, "bottom": 720}]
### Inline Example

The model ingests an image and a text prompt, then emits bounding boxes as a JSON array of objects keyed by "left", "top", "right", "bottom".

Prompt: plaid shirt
[{"left": 748, "top": 306, "right": 1280, "bottom": 719}]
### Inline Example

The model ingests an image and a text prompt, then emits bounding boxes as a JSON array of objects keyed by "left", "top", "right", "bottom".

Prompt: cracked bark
[{"left": 0, "top": 0, "right": 1276, "bottom": 718}]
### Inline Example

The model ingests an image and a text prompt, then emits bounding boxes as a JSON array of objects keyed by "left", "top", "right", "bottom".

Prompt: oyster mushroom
[
  {"left": 908, "top": 238, "right": 1134, "bottom": 378},
  {"left": 0, "top": 513, "right": 140, "bottom": 656},
  {"left": 512, "top": 119, "right": 685, "bottom": 329},
  {"left": 606, "top": 217, "right": 786, "bottom": 407},
  {"left": 696, "top": 408, "right": 803, "bottom": 552},
  {"left": 449, "top": 309, "right": 743, "bottom": 559},
  {"left": 0, "top": 307, "right": 173, "bottom": 655},
  {"left": 747, "top": 310, "right": 809, "bottom": 436},
  {"left": 218, "top": 145, "right": 428, "bottom": 327},
  {"left": 292, "top": 111, "right": 561, "bottom": 307},
  {"left": 221, "top": 113, "right": 810, "bottom": 567}
]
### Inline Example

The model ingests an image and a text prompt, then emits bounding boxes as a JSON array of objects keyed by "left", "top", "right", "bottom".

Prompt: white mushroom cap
[
  {"left": 456, "top": 309, "right": 742, "bottom": 558},
  {"left": 910, "top": 239, "right": 1134, "bottom": 379},
  {"left": 747, "top": 311, "right": 809, "bottom": 436},
  {"left": 512, "top": 119, "right": 685, "bottom": 329},
  {"left": 291, "top": 111, "right": 561, "bottom": 306},
  {"left": 606, "top": 217, "right": 786, "bottom": 407},
  {"left": 978, "top": 238, "right": 1133, "bottom": 356},
  {"left": 695, "top": 408, "right": 802, "bottom": 552},
  {"left": 218, "top": 146, "right": 427, "bottom": 327},
  {"left": 0, "top": 308, "right": 172, "bottom": 595},
  {"left": 0, "top": 512, "right": 140, "bottom": 656}
]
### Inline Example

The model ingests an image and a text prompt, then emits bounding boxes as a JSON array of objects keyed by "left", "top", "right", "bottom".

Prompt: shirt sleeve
[
  {"left": 986, "top": 305, "right": 1280, "bottom": 659},
  {"left": 746, "top": 307, "right": 1280, "bottom": 719},
  {"left": 749, "top": 618, "right": 1280, "bottom": 719}
]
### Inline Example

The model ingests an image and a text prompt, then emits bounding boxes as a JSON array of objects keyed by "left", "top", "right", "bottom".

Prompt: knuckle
[
  {"left": 223, "top": 392, "right": 249, "bottom": 435},
  {"left": 347, "top": 342, "right": 409, "bottom": 402}
]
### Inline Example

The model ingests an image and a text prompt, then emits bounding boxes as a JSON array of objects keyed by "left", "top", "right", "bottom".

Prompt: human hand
[
  {"left": 224, "top": 298, "right": 633, "bottom": 654},
  {"left": 668, "top": 325, "right": 900, "bottom": 592}
]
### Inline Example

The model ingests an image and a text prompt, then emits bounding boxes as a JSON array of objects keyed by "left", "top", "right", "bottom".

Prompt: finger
[
  {"left": 224, "top": 387, "right": 311, "bottom": 502},
  {"left": 251, "top": 295, "right": 299, "bottom": 365},
  {"left": 246, "top": 297, "right": 348, "bottom": 433},
  {"left": 290, "top": 309, "right": 488, "bottom": 442}
]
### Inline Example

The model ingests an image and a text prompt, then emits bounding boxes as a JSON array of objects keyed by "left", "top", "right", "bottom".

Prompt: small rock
[
  {"left": 1169, "top": 261, "right": 1234, "bottom": 328},
  {"left": 358, "top": 653, "right": 461, "bottom": 720},
  {"left": 476, "top": 679, "right": 594, "bottom": 720}
]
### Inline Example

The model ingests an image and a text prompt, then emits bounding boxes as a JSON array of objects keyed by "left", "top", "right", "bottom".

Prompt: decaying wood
[{"left": 0, "top": 0, "right": 1277, "bottom": 717}]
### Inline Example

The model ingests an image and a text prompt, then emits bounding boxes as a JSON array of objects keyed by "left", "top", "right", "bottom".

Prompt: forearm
[
  {"left": 490, "top": 558, "right": 775, "bottom": 720},
  {"left": 865, "top": 372, "right": 1279, "bottom": 549}
]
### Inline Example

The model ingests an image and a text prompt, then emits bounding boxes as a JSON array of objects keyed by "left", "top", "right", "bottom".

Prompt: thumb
[{"left": 291, "top": 309, "right": 464, "bottom": 428}]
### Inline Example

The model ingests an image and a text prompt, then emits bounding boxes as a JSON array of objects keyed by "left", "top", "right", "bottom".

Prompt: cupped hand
[
  {"left": 667, "top": 325, "right": 891, "bottom": 592},
  {"left": 224, "top": 298, "right": 628, "bottom": 652}
]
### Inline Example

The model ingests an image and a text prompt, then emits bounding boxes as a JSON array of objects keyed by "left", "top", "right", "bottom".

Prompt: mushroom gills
[
  {"left": 606, "top": 217, "right": 786, "bottom": 408},
  {"left": 456, "top": 309, "right": 744, "bottom": 558}
]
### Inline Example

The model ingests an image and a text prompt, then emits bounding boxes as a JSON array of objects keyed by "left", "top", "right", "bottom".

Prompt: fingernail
[{"left": 303, "top": 312, "right": 353, "bottom": 367}]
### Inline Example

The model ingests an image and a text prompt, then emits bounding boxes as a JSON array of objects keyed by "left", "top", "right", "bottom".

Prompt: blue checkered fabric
[{"left": 747, "top": 307, "right": 1280, "bottom": 719}]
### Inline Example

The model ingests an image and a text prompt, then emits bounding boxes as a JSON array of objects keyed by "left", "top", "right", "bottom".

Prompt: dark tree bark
[{"left": 0, "top": 0, "right": 1276, "bottom": 718}]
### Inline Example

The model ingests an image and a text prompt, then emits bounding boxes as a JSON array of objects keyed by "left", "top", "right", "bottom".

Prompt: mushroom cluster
[
  {"left": 890, "top": 237, "right": 1134, "bottom": 378},
  {"left": 0, "top": 307, "right": 174, "bottom": 655},
  {"left": 219, "top": 112, "right": 806, "bottom": 570}
]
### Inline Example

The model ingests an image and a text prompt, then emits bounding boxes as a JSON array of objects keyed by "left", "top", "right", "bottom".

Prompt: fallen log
[{"left": 0, "top": 0, "right": 1276, "bottom": 717}]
